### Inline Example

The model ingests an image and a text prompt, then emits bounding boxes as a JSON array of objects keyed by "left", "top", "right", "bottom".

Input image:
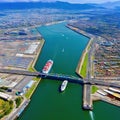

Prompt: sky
[{"left": 0, "top": 0, "right": 119, "bottom": 4}]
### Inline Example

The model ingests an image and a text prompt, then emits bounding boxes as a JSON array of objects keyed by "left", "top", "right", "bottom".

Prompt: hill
[{"left": 0, "top": 1, "right": 100, "bottom": 10}]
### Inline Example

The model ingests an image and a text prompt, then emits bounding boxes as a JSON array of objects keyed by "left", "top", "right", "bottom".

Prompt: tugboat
[{"left": 60, "top": 80, "right": 68, "bottom": 92}]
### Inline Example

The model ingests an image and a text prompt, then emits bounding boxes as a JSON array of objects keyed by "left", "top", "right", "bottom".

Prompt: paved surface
[
  {"left": 0, "top": 69, "right": 84, "bottom": 84},
  {"left": 83, "top": 84, "right": 92, "bottom": 110},
  {"left": 84, "top": 37, "right": 95, "bottom": 110},
  {"left": 14, "top": 76, "right": 34, "bottom": 91}
]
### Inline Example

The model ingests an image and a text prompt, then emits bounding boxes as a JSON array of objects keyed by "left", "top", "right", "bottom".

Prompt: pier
[{"left": 83, "top": 84, "right": 93, "bottom": 110}]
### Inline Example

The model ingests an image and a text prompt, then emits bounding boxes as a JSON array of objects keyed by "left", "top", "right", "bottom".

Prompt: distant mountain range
[
  {"left": 101, "top": 1, "right": 120, "bottom": 8},
  {"left": 0, "top": 1, "right": 102, "bottom": 10},
  {"left": 0, "top": 1, "right": 120, "bottom": 10}
]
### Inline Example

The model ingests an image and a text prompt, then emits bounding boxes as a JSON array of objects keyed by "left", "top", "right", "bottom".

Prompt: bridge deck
[
  {"left": 0, "top": 69, "right": 120, "bottom": 111},
  {"left": 0, "top": 69, "right": 84, "bottom": 84},
  {"left": 0, "top": 69, "right": 120, "bottom": 88}
]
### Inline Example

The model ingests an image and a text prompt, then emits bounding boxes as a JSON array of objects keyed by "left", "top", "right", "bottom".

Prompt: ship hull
[
  {"left": 60, "top": 80, "right": 68, "bottom": 92},
  {"left": 42, "top": 60, "right": 53, "bottom": 74}
]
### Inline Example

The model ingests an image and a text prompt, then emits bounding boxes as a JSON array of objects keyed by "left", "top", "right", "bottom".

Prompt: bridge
[
  {"left": 0, "top": 69, "right": 120, "bottom": 88},
  {"left": 0, "top": 68, "right": 120, "bottom": 111},
  {"left": 0, "top": 69, "right": 84, "bottom": 84}
]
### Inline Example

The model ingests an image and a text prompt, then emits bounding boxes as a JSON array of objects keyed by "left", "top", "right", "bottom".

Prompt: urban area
[{"left": 0, "top": 2, "right": 120, "bottom": 120}]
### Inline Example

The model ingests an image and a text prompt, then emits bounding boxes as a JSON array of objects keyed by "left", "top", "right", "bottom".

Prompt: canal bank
[
  {"left": 18, "top": 22, "right": 120, "bottom": 120},
  {"left": 25, "top": 38, "right": 45, "bottom": 99},
  {"left": 28, "top": 39, "right": 45, "bottom": 72},
  {"left": 66, "top": 24, "right": 94, "bottom": 110},
  {"left": 66, "top": 24, "right": 120, "bottom": 110},
  {"left": 5, "top": 38, "right": 45, "bottom": 120},
  {"left": 18, "top": 22, "right": 90, "bottom": 120},
  {"left": 66, "top": 24, "right": 93, "bottom": 78}
]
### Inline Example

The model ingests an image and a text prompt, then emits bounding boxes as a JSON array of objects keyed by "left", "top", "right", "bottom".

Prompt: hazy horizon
[{"left": 0, "top": 0, "right": 119, "bottom": 4}]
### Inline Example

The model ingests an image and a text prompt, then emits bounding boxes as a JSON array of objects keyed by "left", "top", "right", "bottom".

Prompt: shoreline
[
  {"left": 66, "top": 24, "right": 120, "bottom": 109},
  {"left": 66, "top": 24, "right": 93, "bottom": 78},
  {"left": 27, "top": 38, "right": 45, "bottom": 99},
  {"left": 28, "top": 39, "right": 45, "bottom": 72}
]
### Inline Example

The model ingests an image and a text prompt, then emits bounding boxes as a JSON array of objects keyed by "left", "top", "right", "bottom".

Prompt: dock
[{"left": 83, "top": 84, "right": 93, "bottom": 110}]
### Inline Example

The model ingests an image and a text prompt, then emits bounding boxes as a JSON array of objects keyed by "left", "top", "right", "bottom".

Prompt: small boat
[{"left": 60, "top": 80, "right": 68, "bottom": 92}]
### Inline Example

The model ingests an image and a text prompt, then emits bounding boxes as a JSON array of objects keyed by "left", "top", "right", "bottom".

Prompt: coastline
[
  {"left": 26, "top": 38, "right": 45, "bottom": 99},
  {"left": 66, "top": 24, "right": 93, "bottom": 78},
  {"left": 66, "top": 24, "right": 120, "bottom": 108},
  {"left": 28, "top": 39, "right": 45, "bottom": 72}
]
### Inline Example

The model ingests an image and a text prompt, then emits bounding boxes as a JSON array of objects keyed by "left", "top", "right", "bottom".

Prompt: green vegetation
[
  {"left": 91, "top": 85, "right": 99, "bottom": 94},
  {"left": 15, "top": 97, "right": 23, "bottom": 108},
  {"left": 80, "top": 53, "right": 88, "bottom": 78},
  {"left": 25, "top": 77, "right": 40, "bottom": 99},
  {"left": 28, "top": 64, "right": 36, "bottom": 72},
  {"left": 0, "top": 99, "right": 13, "bottom": 119},
  {"left": 0, "top": 86, "right": 8, "bottom": 92},
  {"left": 0, "top": 86, "right": 8, "bottom": 90},
  {"left": 25, "top": 82, "right": 36, "bottom": 99},
  {"left": 33, "top": 77, "right": 40, "bottom": 82}
]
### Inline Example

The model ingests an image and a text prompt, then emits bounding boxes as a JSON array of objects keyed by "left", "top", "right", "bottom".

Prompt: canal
[{"left": 19, "top": 22, "right": 120, "bottom": 120}]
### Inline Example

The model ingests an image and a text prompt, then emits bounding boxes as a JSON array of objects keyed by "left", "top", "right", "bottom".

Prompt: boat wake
[
  {"left": 89, "top": 111, "right": 95, "bottom": 120},
  {"left": 52, "top": 45, "right": 59, "bottom": 60},
  {"left": 62, "top": 48, "right": 64, "bottom": 52}
]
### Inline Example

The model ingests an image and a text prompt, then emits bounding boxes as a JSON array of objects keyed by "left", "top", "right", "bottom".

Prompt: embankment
[
  {"left": 66, "top": 24, "right": 93, "bottom": 78},
  {"left": 26, "top": 38, "right": 45, "bottom": 99}
]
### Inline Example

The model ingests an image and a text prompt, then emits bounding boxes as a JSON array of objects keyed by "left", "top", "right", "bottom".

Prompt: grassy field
[
  {"left": 0, "top": 99, "right": 13, "bottom": 119},
  {"left": 91, "top": 85, "right": 99, "bottom": 94},
  {"left": 80, "top": 53, "right": 88, "bottom": 78},
  {"left": 28, "top": 65, "right": 36, "bottom": 72}
]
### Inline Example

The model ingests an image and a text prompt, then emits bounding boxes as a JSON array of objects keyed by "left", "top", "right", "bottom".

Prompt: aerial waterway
[{"left": 19, "top": 22, "right": 120, "bottom": 120}]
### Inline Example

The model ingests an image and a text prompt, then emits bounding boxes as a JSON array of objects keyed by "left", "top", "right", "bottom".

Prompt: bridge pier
[{"left": 83, "top": 84, "right": 93, "bottom": 110}]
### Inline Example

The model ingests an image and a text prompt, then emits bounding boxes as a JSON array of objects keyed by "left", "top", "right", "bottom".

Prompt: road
[{"left": 5, "top": 99, "right": 30, "bottom": 120}]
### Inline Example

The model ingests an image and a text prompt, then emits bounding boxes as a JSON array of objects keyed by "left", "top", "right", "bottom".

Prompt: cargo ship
[
  {"left": 60, "top": 80, "right": 68, "bottom": 92},
  {"left": 42, "top": 60, "right": 53, "bottom": 74}
]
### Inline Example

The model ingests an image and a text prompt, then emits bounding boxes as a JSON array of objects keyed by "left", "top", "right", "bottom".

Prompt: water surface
[{"left": 19, "top": 23, "right": 120, "bottom": 120}]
